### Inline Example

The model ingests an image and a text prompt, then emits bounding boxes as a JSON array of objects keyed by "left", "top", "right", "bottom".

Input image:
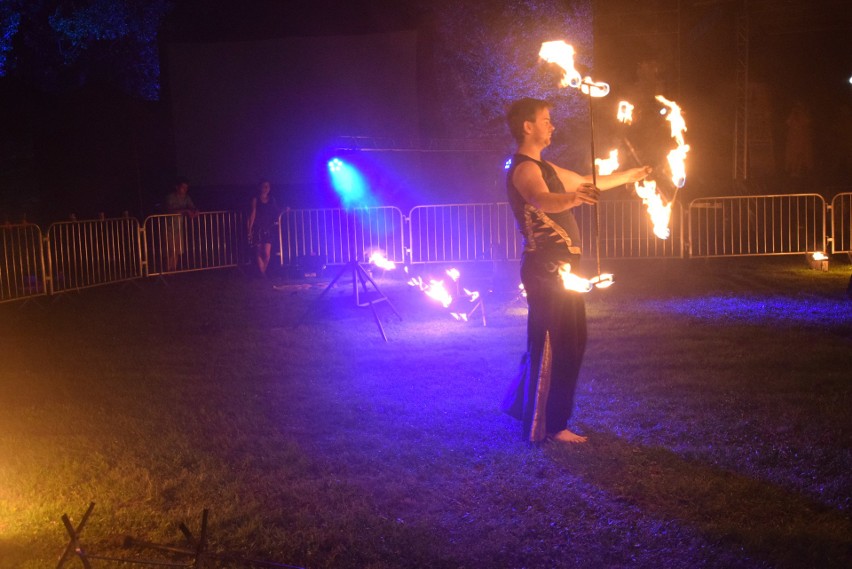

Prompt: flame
[
  {"left": 656, "top": 95, "right": 686, "bottom": 145},
  {"left": 595, "top": 149, "right": 619, "bottom": 176},
  {"left": 539, "top": 41, "right": 582, "bottom": 89},
  {"left": 633, "top": 179, "right": 672, "bottom": 240},
  {"left": 539, "top": 41, "right": 609, "bottom": 97},
  {"left": 558, "top": 263, "right": 593, "bottom": 293},
  {"left": 811, "top": 251, "right": 828, "bottom": 261},
  {"left": 368, "top": 250, "right": 396, "bottom": 271},
  {"left": 408, "top": 269, "right": 481, "bottom": 317},
  {"left": 655, "top": 95, "right": 690, "bottom": 189},
  {"left": 408, "top": 276, "right": 453, "bottom": 308},
  {"left": 617, "top": 101, "right": 634, "bottom": 124}
]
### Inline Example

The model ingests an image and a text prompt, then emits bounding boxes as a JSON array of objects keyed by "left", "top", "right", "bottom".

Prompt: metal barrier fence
[
  {"left": 0, "top": 223, "right": 47, "bottom": 303},
  {"left": 144, "top": 211, "right": 244, "bottom": 276},
  {"left": 46, "top": 217, "right": 143, "bottom": 294},
  {"left": 407, "top": 200, "right": 685, "bottom": 264},
  {"left": 279, "top": 206, "right": 406, "bottom": 266},
  {"left": 3, "top": 192, "right": 851, "bottom": 304},
  {"left": 408, "top": 203, "right": 522, "bottom": 264},
  {"left": 687, "top": 194, "right": 827, "bottom": 258},
  {"left": 575, "top": 200, "right": 685, "bottom": 259},
  {"left": 830, "top": 193, "right": 852, "bottom": 254}
]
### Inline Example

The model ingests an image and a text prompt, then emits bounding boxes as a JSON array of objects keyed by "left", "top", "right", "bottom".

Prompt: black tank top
[{"left": 506, "top": 153, "right": 582, "bottom": 258}]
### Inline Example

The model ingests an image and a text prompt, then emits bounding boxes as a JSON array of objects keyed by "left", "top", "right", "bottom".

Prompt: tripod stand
[{"left": 298, "top": 255, "right": 401, "bottom": 342}]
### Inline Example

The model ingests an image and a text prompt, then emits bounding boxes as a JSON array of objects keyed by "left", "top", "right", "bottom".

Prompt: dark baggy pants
[{"left": 502, "top": 253, "right": 587, "bottom": 442}]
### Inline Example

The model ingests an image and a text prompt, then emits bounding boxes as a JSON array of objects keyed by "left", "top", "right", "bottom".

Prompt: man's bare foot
[{"left": 549, "top": 429, "right": 588, "bottom": 444}]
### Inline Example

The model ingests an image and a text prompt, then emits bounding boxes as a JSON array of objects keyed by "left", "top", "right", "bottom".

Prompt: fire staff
[{"left": 501, "top": 97, "right": 650, "bottom": 444}]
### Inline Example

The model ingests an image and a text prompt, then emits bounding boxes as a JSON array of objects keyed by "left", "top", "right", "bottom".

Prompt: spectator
[
  {"left": 164, "top": 177, "right": 198, "bottom": 272},
  {"left": 246, "top": 180, "right": 280, "bottom": 277}
]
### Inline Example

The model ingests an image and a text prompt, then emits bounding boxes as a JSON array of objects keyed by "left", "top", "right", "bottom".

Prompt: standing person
[
  {"left": 164, "top": 177, "right": 198, "bottom": 272},
  {"left": 501, "top": 98, "right": 650, "bottom": 444},
  {"left": 246, "top": 180, "right": 280, "bottom": 277}
]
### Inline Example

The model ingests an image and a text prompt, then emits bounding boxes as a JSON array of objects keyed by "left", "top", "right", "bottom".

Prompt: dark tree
[
  {"left": 1, "top": 0, "right": 170, "bottom": 99},
  {"left": 421, "top": 0, "right": 593, "bottom": 161}
]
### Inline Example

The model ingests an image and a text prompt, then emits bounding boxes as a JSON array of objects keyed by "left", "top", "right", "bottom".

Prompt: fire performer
[{"left": 501, "top": 98, "right": 650, "bottom": 444}]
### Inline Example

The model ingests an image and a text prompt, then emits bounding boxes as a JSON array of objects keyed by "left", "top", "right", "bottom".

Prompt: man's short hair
[{"left": 507, "top": 98, "right": 551, "bottom": 144}]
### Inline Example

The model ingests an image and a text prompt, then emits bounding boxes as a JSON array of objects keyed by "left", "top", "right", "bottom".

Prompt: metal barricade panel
[
  {"left": 688, "top": 194, "right": 827, "bottom": 258},
  {"left": 280, "top": 206, "right": 405, "bottom": 266},
  {"left": 408, "top": 203, "right": 521, "bottom": 264},
  {"left": 144, "top": 211, "right": 244, "bottom": 276},
  {"left": 0, "top": 224, "right": 47, "bottom": 303},
  {"left": 46, "top": 218, "right": 143, "bottom": 294},
  {"left": 408, "top": 201, "right": 682, "bottom": 264},
  {"left": 830, "top": 193, "right": 852, "bottom": 254},
  {"left": 574, "top": 200, "right": 685, "bottom": 259}
]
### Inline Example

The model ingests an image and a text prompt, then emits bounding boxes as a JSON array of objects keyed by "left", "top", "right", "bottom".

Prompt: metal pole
[{"left": 587, "top": 91, "right": 602, "bottom": 277}]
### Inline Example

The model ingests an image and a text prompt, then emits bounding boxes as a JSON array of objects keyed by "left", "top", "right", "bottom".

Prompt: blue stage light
[{"left": 327, "top": 157, "right": 370, "bottom": 207}]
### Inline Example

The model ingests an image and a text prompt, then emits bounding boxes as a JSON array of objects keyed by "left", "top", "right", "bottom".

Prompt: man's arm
[
  {"left": 550, "top": 162, "right": 652, "bottom": 191},
  {"left": 512, "top": 161, "right": 598, "bottom": 214}
]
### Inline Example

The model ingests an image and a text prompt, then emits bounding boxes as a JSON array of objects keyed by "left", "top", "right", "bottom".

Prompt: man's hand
[
  {"left": 570, "top": 182, "right": 600, "bottom": 206},
  {"left": 626, "top": 166, "right": 653, "bottom": 183}
]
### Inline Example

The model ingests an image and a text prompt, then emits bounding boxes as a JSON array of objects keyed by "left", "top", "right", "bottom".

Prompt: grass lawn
[{"left": 0, "top": 256, "right": 850, "bottom": 568}]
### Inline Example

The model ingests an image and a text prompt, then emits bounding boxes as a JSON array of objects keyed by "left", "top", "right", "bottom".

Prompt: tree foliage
[
  {"left": 0, "top": 0, "right": 170, "bottom": 99},
  {"left": 424, "top": 0, "right": 594, "bottom": 145}
]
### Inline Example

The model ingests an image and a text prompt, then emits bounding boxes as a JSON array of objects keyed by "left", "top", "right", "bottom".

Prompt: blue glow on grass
[{"left": 643, "top": 295, "right": 852, "bottom": 328}]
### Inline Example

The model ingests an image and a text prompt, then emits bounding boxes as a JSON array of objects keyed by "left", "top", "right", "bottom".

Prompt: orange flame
[
  {"left": 655, "top": 95, "right": 690, "bottom": 189},
  {"left": 558, "top": 263, "right": 593, "bottom": 293},
  {"left": 633, "top": 179, "right": 672, "bottom": 240},
  {"left": 539, "top": 41, "right": 582, "bottom": 89},
  {"left": 539, "top": 41, "right": 609, "bottom": 97},
  {"left": 408, "top": 269, "right": 481, "bottom": 317},
  {"left": 595, "top": 149, "right": 619, "bottom": 176},
  {"left": 408, "top": 276, "right": 453, "bottom": 307}
]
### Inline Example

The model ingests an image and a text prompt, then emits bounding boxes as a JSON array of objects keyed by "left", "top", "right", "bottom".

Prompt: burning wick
[
  {"left": 590, "top": 273, "right": 615, "bottom": 289},
  {"left": 617, "top": 101, "right": 634, "bottom": 124},
  {"left": 580, "top": 77, "right": 610, "bottom": 98}
]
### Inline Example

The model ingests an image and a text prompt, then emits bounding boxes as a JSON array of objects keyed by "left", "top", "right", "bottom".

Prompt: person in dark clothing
[
  {"left": 247, "top": 180, "right": 280, "bottom": 277},
  {"left": 164, "top": 177, "right": 198, "bottom": 272},
  {"left": 501, "top": 97, "right": 651, "bottom": 444}
]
